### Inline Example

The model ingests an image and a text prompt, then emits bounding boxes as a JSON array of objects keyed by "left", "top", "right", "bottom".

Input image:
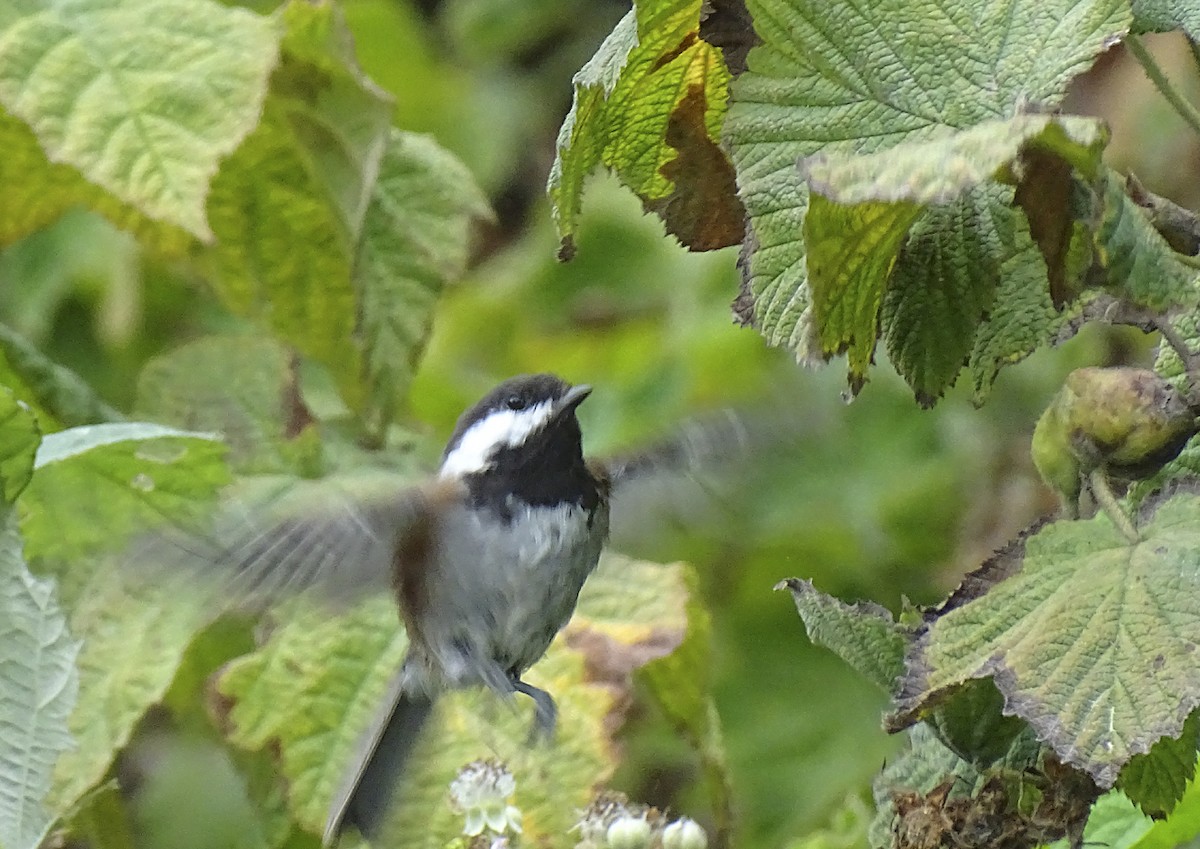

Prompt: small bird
[{"left": 167, "top": 374, "right": 745, "bottom": 843}]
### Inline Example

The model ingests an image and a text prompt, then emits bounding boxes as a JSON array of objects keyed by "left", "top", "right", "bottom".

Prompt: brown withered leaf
[
  {"left": 699, "top": 0, "right": 760, "bottom": 77},
  {"left": 1013, "top": 147, "right": 1078, "bottom": 306},
  {"left": 646, "top": 83, "right": 745, "bottom": 252}
]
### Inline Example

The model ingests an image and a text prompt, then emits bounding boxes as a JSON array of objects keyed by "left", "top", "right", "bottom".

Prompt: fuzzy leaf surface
[
  {"left": 0, "top": 511, "right": 78, "bottom": 849},
  {"left": 897, "top": 495, "right": 1200, "bottom": 787},
  {"left": 1132, "top": 0, "right": 1200, "bottom": 36},
  {"left": 0, "top": 109, "right": 193, "bottom": 252},
  {"left": 0, "top": 0, "right": 279, "bottom": 240},
  {"left": 776, "top": 578, "right": 906, "bottom": 693},
  {"left": 727, "top": 0, "right": 1130, "bottom": 394}
]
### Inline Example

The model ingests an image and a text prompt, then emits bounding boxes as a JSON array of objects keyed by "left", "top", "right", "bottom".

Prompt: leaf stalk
[{"left": 1125, "top": 35, "right": 1200, "bottom": 138}]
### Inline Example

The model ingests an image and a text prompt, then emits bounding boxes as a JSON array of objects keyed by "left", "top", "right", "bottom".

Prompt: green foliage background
[{"left": 4, "top": 1, "right": 1200, "bottom": 848}]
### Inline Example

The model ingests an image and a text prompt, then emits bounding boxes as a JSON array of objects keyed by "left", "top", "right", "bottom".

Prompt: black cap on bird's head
[{"left": 440, "top": 374, "right": 592, "bottom": 479}]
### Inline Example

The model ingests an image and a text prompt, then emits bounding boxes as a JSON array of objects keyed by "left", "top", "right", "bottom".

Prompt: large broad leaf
[
  {"left": 0, "top": 510, "right": 79, "bottom": 849},
  {"left": 726, "top": 0, "right": 1131, "bottom": 397},
  {"left": 548, "top": 0, "right": 743, "bottom": 255},
  {"left": 205, "top": 0, "right": 388, "bottom": 419},
  {"left": 18, "top": 424, "right": 229, "bottom": 811},
  {"left": 0, "top": 0, "right": 279, "bottom": 241},
  {"left": 0, "top": 109, "right": 190, "bottom": 251},
  {"left": 799, "top": 115, "right": 1108, "bottom": 399},
  {"left": 355, "top": 130, "right": 492, "bottom": 442},
  {"left": 895, "top": 492, "right": 1200, "bottom": 789},
  {"left": 218, "top": 553, "right": 696, "bottom": 846},
  {"left": 207, "top": 3, "right": 487, "bottom": 431}
]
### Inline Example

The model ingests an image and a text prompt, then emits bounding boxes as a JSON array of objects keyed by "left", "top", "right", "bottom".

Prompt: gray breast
[{"left": 412, "top": 498, "right": 610, "bottom": 690}]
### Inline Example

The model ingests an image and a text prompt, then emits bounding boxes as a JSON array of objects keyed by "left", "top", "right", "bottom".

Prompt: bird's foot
[{"left": 510, "top": 676, "right": 557, "bottom": 744}]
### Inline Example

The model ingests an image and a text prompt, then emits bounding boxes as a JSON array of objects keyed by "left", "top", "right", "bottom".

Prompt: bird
[{"left": 158, "top": 373, "right": 747, "bottom": 844}]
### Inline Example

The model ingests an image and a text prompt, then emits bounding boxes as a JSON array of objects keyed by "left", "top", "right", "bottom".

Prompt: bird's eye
[{"left": 506, "top": 395, "right": 526, "bottom": 410}]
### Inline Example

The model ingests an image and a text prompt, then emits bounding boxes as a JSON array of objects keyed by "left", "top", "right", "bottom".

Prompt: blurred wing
[
  {"left": 131, "top": 472, "right": 455, "bottom": 610},
  {"left": 603, "top": 409, "right": 754, "bottom": 489},
  {"left": 599, "top": 408, "right": 804, "bottom": 545}
]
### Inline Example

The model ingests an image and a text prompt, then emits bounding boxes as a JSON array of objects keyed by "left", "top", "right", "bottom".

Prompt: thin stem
[
  {"left": 1126, "top": 35, "right": 1200, "bottom": 137},
  {"left": 1088, "top": 469, "right": 1140, "bottom": 543}
]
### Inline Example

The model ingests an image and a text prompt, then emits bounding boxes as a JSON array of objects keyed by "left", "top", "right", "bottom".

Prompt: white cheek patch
[{"left": 440, "top": 401, "right": 555, "bottom": 477}]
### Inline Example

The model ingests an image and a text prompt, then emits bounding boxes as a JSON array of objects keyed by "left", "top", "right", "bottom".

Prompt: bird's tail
[{"left": 324, "top": 670, "right": 435, "bottom": 845}]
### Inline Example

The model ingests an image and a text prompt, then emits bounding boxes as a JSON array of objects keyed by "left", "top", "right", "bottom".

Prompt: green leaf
[
  {"left": 548, "top": 0, "right": 742, "bottom": 255},
  {"left": 1131, "top": 758, "right": 1200, "bottom": 848},
  {"left": 799, "top": 115, "right": 1108, "bottom": 399},
  {"left": 883, "top": 198, "right": 1003, "bottom": 405},
  {"left": 1132, "top": 0, "right": 1200, "bottom": 36},
  {"left": 207, "top": 3, "right": 480, "bottom": 427},
  {"left": 802, "top": 116, "right": 1108, "bottom": 207},
  {"left": 1117, "top": 710, "right": 1200, "bottom": 819},
  {"left": 0, "top": 108, "right": 193, "bottom": 252},
  {"left": 966, "top": 219, "right": 1061, "bottom": 403},
  {"left": 799, "top": 114, "right": 1108, "bottom": 400},
  {"left": 0, "top": 510, "right": 79, "bottom": 849},
  {"left": 205, "top": 106, "right": 361, "bottom": 418},
  {"left": 135, "top": 335, "right": 321, "bottom": 477},
  {"left": 18, "top": 425, "right": 229, "bottom": 811},
  {"left": 273, "top": 0, "right": 393, "bottom": 240},
  {"left": 896, "top": 493, "right": 1200, "bottom": 788},
  {"left": 1076, "top": 791, "right": 1154, "bottom": 849},
  {"left": 1092, "top": 174, "right": 1200, "bottom": 311},
  {"left": 0, "top": 324, "right": 124, "bottom": 430},
  {"left": 803, "top": 195, "right": 923, "bottom": 393},
  {"left": 218, "top": 596, "right": 407, "bottom": 837},
  {"left": 0, "top": 0, "right": 280, "bottom": 241},
  {"left": 0, "top": 387, "right": 40, "bottom": 504},
  {"left": 727, "top": 0, "right": 1131, "bottom": 391},
  {"left": 356, "top": 130, "right": 492, "bottom": 441},
  {"left": 775, "top": 578, "right": 906, "bottom": 693}
]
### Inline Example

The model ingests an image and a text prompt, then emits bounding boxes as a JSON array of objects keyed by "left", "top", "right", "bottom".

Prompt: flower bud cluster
[
  {"left": 573, "top": 792, "right": 707, "bottom": 849},
  {"left": 449, "top": 760, "right": 523, "bottom": 838}
]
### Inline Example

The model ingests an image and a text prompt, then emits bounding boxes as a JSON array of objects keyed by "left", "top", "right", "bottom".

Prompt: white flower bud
[
  {"left": 662, "top": 817, "right": 707, "bottom": 849},
  {"left": 605, "top": 814, "right": 652, "bottom": 849},
  {"left": 449, "top": 761, "right": 522, "bottom": 837}
]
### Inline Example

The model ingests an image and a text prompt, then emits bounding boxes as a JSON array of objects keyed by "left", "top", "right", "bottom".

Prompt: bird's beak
[{"left": 556, "top": 384, "right": 592, "bottom": 416}]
